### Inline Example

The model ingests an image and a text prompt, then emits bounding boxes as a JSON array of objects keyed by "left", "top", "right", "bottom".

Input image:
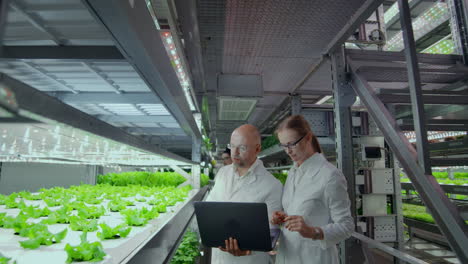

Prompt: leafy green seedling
[
  {"left": 64, "top": 232, "right": 106, "bottom": 263},
  {"left": 97, "top": 223, "right": 131, "bottom": 240}
]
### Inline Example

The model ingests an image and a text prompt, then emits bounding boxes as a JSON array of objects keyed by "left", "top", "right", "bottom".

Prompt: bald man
[{"left": 206, "top": 124, "right": 283, "bottom": 264}]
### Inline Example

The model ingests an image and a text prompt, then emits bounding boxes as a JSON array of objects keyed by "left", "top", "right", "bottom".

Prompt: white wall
[{"left": 0, "top": 162, "right": 98, "bottom": 195}]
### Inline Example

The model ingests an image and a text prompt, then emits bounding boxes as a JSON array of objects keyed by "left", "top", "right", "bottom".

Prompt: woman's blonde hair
[{"left": 275, "top": 115, "right": 323, "bottom": 153}]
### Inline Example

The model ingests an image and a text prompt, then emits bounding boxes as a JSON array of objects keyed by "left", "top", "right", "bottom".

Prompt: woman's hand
[
  {"left": 284, "top": 215, "right": 323, "bottom": 240},
  {"left": 271, "top": 211, "right": 288, "bottom": 225},
  {"left": 219, "top": 237, "right": 252, "bottom": 256}
]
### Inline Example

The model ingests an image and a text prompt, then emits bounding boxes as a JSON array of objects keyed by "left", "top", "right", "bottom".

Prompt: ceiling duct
[{"left": 217, "top": 74, "right": 263, "bottom": 121}]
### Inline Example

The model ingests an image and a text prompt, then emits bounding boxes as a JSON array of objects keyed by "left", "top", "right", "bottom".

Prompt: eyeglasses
[
  {"left": 227, "top": 144, "right": 252, "bottom": 153},
  {"left": 278, "top": 134, "right": 306, "bottom": 150}
]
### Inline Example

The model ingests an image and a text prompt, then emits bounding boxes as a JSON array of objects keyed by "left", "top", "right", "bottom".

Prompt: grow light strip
[
  {"left": 145, "top": 1, "right": 196, "bottom": 112},
  {"left": 160, "top": 31, "right": 196, "bottom": 112},
  {"left": 384, "top": 0, "right": 415, "bottom": 24},
  {"left": 421, "top": 35, "right": 455, "bottom": 54},
  {"left": 404, "top": 131, "right": 466, "bottom": 143},
  {"left": 146, "top": 0, "right": 197, "bottom": 112},
  {"left": 386, "top": 2, "right": 450, "bottom": 51}
]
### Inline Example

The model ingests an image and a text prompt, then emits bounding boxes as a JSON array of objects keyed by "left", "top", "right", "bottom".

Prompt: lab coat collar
[
  {"left": 233, "top": 158, "right": 262, "bottom": 184},
  {"left": 293, "top": 152, "right": 326, "bottom": 177}
]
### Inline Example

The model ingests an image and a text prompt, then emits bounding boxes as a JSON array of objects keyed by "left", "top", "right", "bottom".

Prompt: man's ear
[{"left": 256, "top": 144, "right": 261, "bottom": 153}]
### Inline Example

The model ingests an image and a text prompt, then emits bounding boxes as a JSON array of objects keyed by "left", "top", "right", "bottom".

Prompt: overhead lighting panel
[
  {"left": 145, "top": 1, "right": 197, "bottom": 113},
  {"left": 160, "top": 31, "right": 196, "bottom": 112},
  {"left": 386, "top": 2, "right": 450, "bottom": 51}
]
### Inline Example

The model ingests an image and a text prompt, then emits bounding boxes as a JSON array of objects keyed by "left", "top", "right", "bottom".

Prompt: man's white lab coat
[
  {"left": 276, "top": 153, "right": 354, "bottom": 264},
  {"left": 206, "top": 159, "right": 283, "bottom": 264}
]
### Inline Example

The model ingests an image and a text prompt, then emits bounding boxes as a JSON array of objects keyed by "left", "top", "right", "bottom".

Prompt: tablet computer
[{"left": 193, "top": 201, "right": 280, "bottom": 252}]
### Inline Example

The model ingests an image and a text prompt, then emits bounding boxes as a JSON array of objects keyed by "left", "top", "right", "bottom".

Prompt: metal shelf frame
[
  {"left": 0, "top": 74, "right": 195, "bottom": 166},
  {"left": 81, "top": 0, "right": 201, "bottom": 141},
  {"left": 346, "top": 0, "right": 468, "bottom": 259}
]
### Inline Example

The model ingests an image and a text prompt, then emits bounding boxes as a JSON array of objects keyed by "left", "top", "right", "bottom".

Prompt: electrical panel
[{"left": 363, "top": 168, "right": 394, "bottom": 194}]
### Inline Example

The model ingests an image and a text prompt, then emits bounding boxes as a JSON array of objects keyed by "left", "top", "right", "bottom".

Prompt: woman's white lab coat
[
  {"left": 206, "top": 159, "right": 283, "bottom": 264},
  {"left": 276, "top": 153, "right": 354, "bottom": 264}
]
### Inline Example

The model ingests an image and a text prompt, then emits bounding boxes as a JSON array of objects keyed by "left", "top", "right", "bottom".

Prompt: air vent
[{"left": 218, "top": 97, "right": 257, "bottom": 121}]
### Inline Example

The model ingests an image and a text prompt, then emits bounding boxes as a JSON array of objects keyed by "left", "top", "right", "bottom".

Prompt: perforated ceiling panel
[
  {"left": 198, "top": 0, "right": 368, "bottom": 137},
  {"left": 5, "top": 0, "right": 112, "bottom": 45}
]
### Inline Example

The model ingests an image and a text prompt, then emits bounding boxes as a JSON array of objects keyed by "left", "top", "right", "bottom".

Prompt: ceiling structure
[
  {"left": 173, "top": 0, "right": 466, "bottom": 154},
  {"left": 1, "top": 0, "right": 466, "bottom": 160},
  {"left": 0, "top": 0, "right": 196, "bottom": 159},
  {"left": 190, "top": 0, "right": 369, "bottom": 151}
]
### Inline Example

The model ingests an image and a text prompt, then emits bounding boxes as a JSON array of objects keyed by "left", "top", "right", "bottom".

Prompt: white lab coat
[
  {"left": 206, "top": 159, "right": 283, "bottom": 264},
  {"left": 276, "top": 153, "right": 354, "bottom": 264}
]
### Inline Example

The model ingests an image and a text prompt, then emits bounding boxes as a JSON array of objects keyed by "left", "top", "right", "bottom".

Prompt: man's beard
[{"left": 232, "top": 157, "right": 245, "bottom": 168}]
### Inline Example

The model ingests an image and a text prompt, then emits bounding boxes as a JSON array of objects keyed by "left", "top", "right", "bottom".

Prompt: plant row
[{"left": 0, "top": 183, "right": 192, "bottom": 263}]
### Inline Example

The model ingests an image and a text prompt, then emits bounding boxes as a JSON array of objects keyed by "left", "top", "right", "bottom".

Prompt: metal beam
[
  {"left": 380, "top": 94, "right": 468, "bottom": 105},
  {"left": 1, "top": 73, "right": 194, "bottom": 164},
  {"left": 96, "top": 115, "right": 176, "bottom": 123},
  {"left": 83, "top": 0, "right": 201, "bottom": 140},
  {"left": 331, "top": 48, "right": 356, "bottom": 264},
  {"left": 400, "top": 0, "right": 435, "bottom": 174},
  {"left": 396, "top": 104, "right": 467, "bottom": 119},
  {"left": 0, "top": 46, "right": 124, "bottom": 60},
  {"left": 346, "top": 48, "right": 463, "bottom": 65},
  {"left": 348, "top": 61, "right": 468, "bottom": 263},
  {"left": 22, "top": 62, "right": 79, "bottom": 94},
  {"left": 376, "top": 88, "right": 468, "bottom": 95},
  {"left": 124, "top": 127, "right": 185, "bottom": 136},
  {"left": 51, "top": 92, "right": 160, "bottom": 104},
  {"left": 9, "top": 2, "right": 64, "bottom": 45},
  {"left": 385, "top": 0, "right": 432, "bottom": 31},
  {"left": 400, "top": 124, "right": 468, "bottom": 131},
  {"left": 398, "top": 118, "right": 468, "bottom": 131},
  {"left": 430, "top": 158, "right": 468, "bottom": 166},
  {"left": 0, "top": 0, "right": 9, "bottom": 57},
  {"left": 264, "top": 90, "right": 332, "bottom": 96},
  {"left": 81, "top": 62, "right": 121, "bottom": 94},
  {"left": 324, "top": 0, "right": 385, "bottom": 55},
  {"left": 352, "top": 233, "right": 429, "bottom": 264}
]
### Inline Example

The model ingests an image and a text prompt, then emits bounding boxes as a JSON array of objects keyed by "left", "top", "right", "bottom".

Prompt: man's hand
[
  {"left": 219, "top": 237, "right": 252, "bottom": 256},
  {"left": 284, "top": 215, "right": 323, "bottom": 240},
  {"left": 271, "top": 211, "right": 287, "bottom": 225}
]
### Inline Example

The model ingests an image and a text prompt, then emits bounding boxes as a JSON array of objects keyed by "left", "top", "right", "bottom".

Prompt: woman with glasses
[{"left": 271, "top": 115, "right": 353, "bottom": 264}]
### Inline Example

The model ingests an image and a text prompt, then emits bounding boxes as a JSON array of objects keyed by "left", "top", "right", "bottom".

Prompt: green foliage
[
  {"left": 77, "top": 206, "right": 106, "bottom": 219},
  {"left": 0, "top": 194, "right": 6, "bottom": 205},
  {"left": 97, "top": 171, "right": 186, "bottom": 187},
  {"left": 1, "top": 213, "right": 29, "bottom": 232},
  {"left": 69, "top": 217, "right": 99, "bottom": 232},
  {"left": 400, "top": 177, "right": 468, "bottom": 185},
  {"left": 18, "top": 191, "right": 43, "bottom": 201},
  {"left": 108, "top": 199, "right": 127, "bottom": 212},
  {"left": 171, "top": 231, "right": 200, "bottom": 264},
  {"left": 19, "top": 224, "right": 67, "bottom": 249},
  {"left": 261, "top": 134, "right": 279, "bottom": 150},
  {"left": 97, "top": 223, "right": 131, "bottom": 240},
  {"left": 272, "top": 173, "right": 288, "bottom": 185},
  {"left": 432, "top": 172, "right": 448, "bottom": 179},
  {"left": 402, "top": 203, "right": 434, "bottom": 223},
  {"left": 0, "top": 175, "right": 192, "bottom": 259},
  {"left": 200, "top": 174, "right": 209, "bottom": 187},
  {"left": 44, "top": 206, "right": 73, "bottom": 224},
  {"left": 5, "top": 193, "right": 21, "bottom": 209},
  {"left": 454, "top": 172, "right": 468, "bottom": 179},
  {"left": 44, "top": 197, "right": 64, "bottom": 207},
  {"left": 121, "top": 207, "right": 159, "bottom": 227},
  {"left": 0, "top": 256, "right": 13, "bottom": 264},
  {"left": 64, "top": 232, "right": 106, "bottom": 263},
  {"left": 21, "top": 205, "right": 51, "bottom": 219}
]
